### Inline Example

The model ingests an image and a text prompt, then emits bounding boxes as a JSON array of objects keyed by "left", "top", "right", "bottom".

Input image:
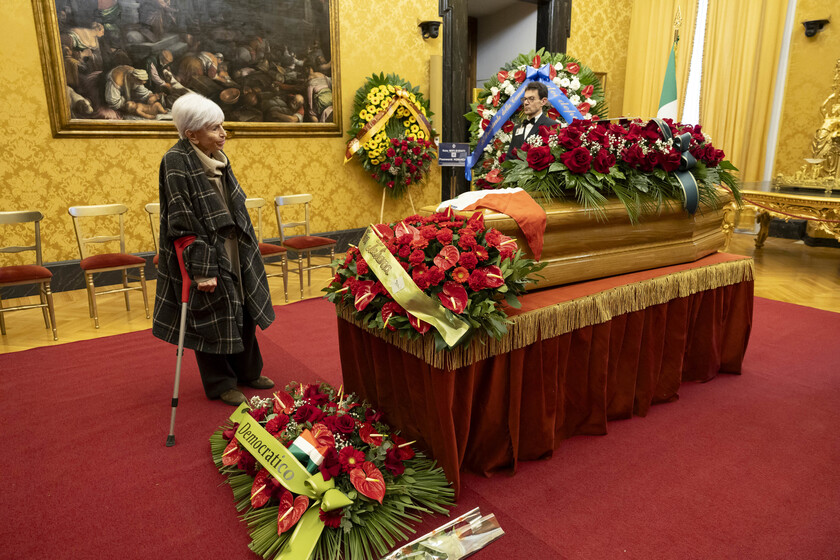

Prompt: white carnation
[
  {"left": 570, "top": 78, "right": 581, "bottom": 91},
  {"left": 570, "top": 95, "right": 581, "bottom": 105},
  {"left": 559, "top": 77, "right": 571, "bottom": 88},
  {"left": 554, "top": 62, "right": 564, "bottom": 71},
  {"left": 490, "top": 86, "right": 499, "bottom": 95},
  {"left": 552, "top": 77, "right": 562, "bottom": 86},
  {"left": 504, "top": 83, "right": 516, "bottom": 96}
]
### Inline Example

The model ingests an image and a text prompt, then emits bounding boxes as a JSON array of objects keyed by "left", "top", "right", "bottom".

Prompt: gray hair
[{"left": 171, "top": 93, "right": 225, "bottom": 139}]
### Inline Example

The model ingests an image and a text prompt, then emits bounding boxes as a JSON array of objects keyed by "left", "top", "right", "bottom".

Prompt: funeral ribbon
[
  {"left": 228, "top": 404, "right": 353, "bottom": 560},
  {"left": 464, "top": 64, "right": 584, "bottom": 180},
  {"left": 358, "top": 226, "right": 471, "bottom": 347},
  {"left": 345, "top": 87, "right": 434, "bottom": 162},
  {"left": 652, "top": 118, "right": 699, "bottom": 214}
]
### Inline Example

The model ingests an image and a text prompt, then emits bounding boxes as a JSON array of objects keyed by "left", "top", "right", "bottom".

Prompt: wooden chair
[
  {"left": 0, "top": 211, "right": 58, "bottom": 340},
  {"left": 144, "top": 202, "right": 160, "bottom": 268},
  {"left": 245, "top": 197, "right": 289, "bottom": 302},
  {"left": 68, "top": 204, "right": 150, "bottom": 328},
  {"left": 274, "top": 194, "right": 336, "bottom": 300}
]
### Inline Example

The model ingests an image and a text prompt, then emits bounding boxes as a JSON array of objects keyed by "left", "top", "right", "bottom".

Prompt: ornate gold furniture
[{"left": 722, "top": 182, "right": 840, "bottom": 249}]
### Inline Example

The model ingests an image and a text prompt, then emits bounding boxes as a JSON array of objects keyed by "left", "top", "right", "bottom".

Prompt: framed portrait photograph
[{"left": 32, "top": 0, "right": 341, "bottom": 137}]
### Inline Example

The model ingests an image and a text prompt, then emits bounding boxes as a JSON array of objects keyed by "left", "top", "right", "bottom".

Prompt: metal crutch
[{"left": 166, "top": 235, "right": 196, "bottom": 447}]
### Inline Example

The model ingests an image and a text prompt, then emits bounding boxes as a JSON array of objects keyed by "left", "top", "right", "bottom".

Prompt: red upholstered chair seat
[
  {"left": 153, "top": 254, "right": 159, "bottom": 266},
  {"left": 80, "top": 253, "right": 146, "bottom": 271},
  {"left": 282, "top": 236, "right": 336, "bottom": 251},
  {"left": 259, "top": 242, "right": 287, "bottom": 256},
  {"left": 0, "top": 264, "right": 52, "bottom": 283}
]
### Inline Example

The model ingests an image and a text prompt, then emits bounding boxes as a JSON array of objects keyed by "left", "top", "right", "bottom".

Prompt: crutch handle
[{"left": 173, "top": 235, "right": 196, "bottom": 303}]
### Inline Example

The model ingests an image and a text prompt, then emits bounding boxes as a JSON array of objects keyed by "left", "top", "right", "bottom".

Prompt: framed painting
[{"left": 32, "top": 0, "right": 341, "bottom": 137}]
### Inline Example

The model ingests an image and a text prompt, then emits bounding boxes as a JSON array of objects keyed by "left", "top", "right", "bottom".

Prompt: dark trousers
[{"left": 194, "top": 307, "right": 263, "bottom": 398}]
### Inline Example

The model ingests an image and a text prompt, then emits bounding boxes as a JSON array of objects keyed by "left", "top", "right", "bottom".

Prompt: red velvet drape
[{"left": 339, "top": 263, "right": 753, "bottom": 495}]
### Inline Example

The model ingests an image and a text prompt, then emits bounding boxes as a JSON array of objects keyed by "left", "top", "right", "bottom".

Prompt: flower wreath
[
  {"left": 324, "top": 209, "right": 545, "bottom": 350},
  {"left": 345, "top": 73, "right": 438, "bottom": 198},
  {"left": 465, "top": 49, "right": 608, "bottom": 189},
  {"left": 210, "top": 383, "right": 454, "bottom": 560}
]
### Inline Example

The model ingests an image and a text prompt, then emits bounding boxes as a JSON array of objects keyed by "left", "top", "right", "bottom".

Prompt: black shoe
[
  {"left": 219, "top": 388, "right": 247, "bottom": 406},
  {"left": 247, "top": 376, "right": 275, "bottom": 390}
]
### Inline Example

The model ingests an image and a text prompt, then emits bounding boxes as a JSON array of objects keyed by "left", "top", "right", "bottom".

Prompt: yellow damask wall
[
  {"left": 566, "top": 0, "right": 632, "bottom": 118},
  {"left": 773, "top": 0, "right": 840, "bottom": 177},
  {"left": 1, "top": 1, "right": 442, "bottom": 264}
]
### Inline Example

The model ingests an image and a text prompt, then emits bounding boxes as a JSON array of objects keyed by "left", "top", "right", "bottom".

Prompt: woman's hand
[{"left": 197, "top": 277, "right": 217, "bottom": 293}]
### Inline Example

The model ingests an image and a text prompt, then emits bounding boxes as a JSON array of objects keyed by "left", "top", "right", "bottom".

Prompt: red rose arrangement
[
  {"left": 369, "top": 136, "right": 438, "bottom": 193},
  {"left": 501, "top": 117, "right": 740, "bottom": 222},
  {"left": 210, "top": 383, "right": 454, "bottom": 560},
  {"left": 324, "top": 209, "right": 545, "bottom": 348}
]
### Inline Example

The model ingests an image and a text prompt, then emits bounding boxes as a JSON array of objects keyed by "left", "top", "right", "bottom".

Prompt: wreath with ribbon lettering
[
  {"left": 465, "top": 49, "right": 607, "bottom": 188},
  {"left": 345, "top": 73, "right": 437, "bottom": 198}
]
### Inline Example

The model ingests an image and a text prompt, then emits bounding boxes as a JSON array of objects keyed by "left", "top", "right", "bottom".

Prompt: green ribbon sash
[{"left": 358, "top": 226, "right": 470, "bottom": 347}]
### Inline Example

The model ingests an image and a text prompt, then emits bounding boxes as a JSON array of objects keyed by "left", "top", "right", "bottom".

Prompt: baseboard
[{"left": 0, "top": 228, "right": 364, "bottom": 298}]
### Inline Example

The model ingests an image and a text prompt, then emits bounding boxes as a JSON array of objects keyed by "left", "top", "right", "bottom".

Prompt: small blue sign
[{"left": 437, "top": 142, "right": 470, "bottom": 167}]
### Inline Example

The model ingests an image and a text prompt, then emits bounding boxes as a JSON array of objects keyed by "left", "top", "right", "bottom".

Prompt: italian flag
[
  {"left": 657, "top": 43, "right": 678, "bottom": 120},
  {"left": 288, "top": 429, "right": 326, "bottom": 474}
]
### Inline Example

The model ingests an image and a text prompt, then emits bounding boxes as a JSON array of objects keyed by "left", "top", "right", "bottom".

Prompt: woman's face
[{"left": 187, "top": 122, "right": 226, "bottom": 155}]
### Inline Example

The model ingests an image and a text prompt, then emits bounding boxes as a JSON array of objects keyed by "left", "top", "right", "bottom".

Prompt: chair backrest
[
  {"left": 0, "top": 210, "right": 45, "bottom": 267},
  {"left": 274, "top": 194, "right": 314, "bottom": 243},
  {"left": 245, "top": 197, "right": 268, "bottom": 243},
  {"left": 144, "top": 202, "right": 160, "bottom": 254},
  {"left": 68, "top": 204, "right": 129, "bottom": 259}
]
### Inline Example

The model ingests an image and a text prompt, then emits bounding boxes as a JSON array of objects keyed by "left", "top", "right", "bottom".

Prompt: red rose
[
  {"left": 394, "top": 156, "right": 403, "bottom": 165},
  {"left": 560, "top": 146, "right": 593, "bottom": 173},
  {"left": 566, "top": 62, "right": 580, "bottom": 74},
  {"left": 622, "top": 143, "right": 645, "bottom": 168},
  {"left": 332, "top": 414, "right": 356, "bottom": 434},
  {"left": 526, "top": 145, "right": 554, "bottom": 171},
  {"left": 384, "top": 447, "right": 406, "bottom": 476},
  {"left": 387, "top": 148, "right": 396, "bottom": 157},
  {"left": 380, "top": 162, "right": 390, "bottom": 171},
  {"left": 642, "top": 120, "right": 662, "bottom": 142},
  {"left": 559, "top": 128, "right": 583, "bottom": 150},
  {"left": 593, "top": 149, "right": 616, "bottom": 174},
  {"left": 581, "top": 84, "right": 594, "bottom": 98},
  {"left": 294, "top": 404, "right": 324, "bottom": 424},
  {"left": 658, "top": 148, "right": 681, "bottom": 172}
]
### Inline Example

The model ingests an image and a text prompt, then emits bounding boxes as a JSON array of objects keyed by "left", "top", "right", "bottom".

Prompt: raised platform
[
  {"left": 422, "top": 192, "right": 731, "bottom": 290},
  {"left": 338, "top": 253, "right": 754, "bottom": 495}
]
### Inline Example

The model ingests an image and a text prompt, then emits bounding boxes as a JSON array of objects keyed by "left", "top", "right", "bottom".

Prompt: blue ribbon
[
  {"left": 652, "top": 118, "right": 699, "bottom": 214},
  {"left": 465, "top": 64, "right": 584, "bottom": 180}
]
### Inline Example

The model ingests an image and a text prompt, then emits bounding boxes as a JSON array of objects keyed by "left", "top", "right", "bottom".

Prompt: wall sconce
[
  {"left": 802, "top": 18, "right": 830, "bottom": 37},
  {"left": 419, "top": 21, "right": 442, "bottom": 40}
]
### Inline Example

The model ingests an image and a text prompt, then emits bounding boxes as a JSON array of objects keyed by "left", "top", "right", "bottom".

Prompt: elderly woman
[{"left": 152, "top": 93, "right": 275, "bottom": 406}]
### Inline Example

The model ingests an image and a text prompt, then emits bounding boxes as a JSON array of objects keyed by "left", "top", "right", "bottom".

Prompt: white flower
[
  {"left": 552, "top": 77, "right": 562, "bottom": 86},
  {"left": 570, "top": 95, "right": 581, "bottom": 105},
  {"left": 504, "top": 83, "right": 516, "bottom": 96},
  {"left": 486, "top": 96, "right": 493, "bottom": 105},
  {"left": 518, "top": 65, "right": 526, "bottom": 71},
  {"left": 570, "top": 78, "right": 581, "bottom": 91},
  {"left": 490, "top": 86, "right": 499, "bottom": 95},
  {"left": 559, "top": 77, "right": 571, "bottom": 88},
  {"left": 483, "top": 143, "right": 494, "bottom": 153},
  {"left": 587, "top": 98, "right": 597, "bottom": 107},
  {"left": 554, "top": 62, "right": 564, "bottom": 71}
]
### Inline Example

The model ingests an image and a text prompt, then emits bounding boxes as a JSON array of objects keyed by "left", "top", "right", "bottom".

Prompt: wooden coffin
[{"left": 421, "top": 191, "right": 732, "bottom": 290}]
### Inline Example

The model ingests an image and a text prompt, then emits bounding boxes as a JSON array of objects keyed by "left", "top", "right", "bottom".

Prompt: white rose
[
  {"left": 554, "top": 62, "right": 564, "bottom": 71},
  {"left": 559, "top": 77, "right": 571, "bottom": 88},
  {"left": 504, "top": 83, "right": 516, "bottom": 96},
  {"left": 490, "top": 86, "right": 499, "bottom": 95},
  {"left": 570, "top": 78, "right": 581, "bottom": 91}
]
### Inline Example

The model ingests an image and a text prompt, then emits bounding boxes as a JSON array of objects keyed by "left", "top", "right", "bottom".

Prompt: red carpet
[{"left": 1, "top": 297, "right": 838, "bottom": 559}]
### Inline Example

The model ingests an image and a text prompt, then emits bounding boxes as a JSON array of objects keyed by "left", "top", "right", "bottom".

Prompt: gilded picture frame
[{"left": 32, "top": 0, "right": 341, "bottom": 138}]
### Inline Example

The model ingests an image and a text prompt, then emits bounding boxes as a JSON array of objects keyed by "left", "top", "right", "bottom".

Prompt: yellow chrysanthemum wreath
[{"left": 345, "top": 73, "right": 437, "bottom": 199}]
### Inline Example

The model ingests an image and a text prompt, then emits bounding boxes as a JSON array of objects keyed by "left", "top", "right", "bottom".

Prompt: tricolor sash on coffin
[
  {"left": 228, "top": 404, "right": 353, "bottom": 560},
  {"left": 651, "top": 118, "right": 700, "bottom": 214},
  {"left": 465, "top": 64, "right": 585, "bottom": 180},
  {"left": 344, "top": 87, "right": 434, "bottom": 162},
  {"left": 358, "top": 226, "right": 470, "bottom": 347}
]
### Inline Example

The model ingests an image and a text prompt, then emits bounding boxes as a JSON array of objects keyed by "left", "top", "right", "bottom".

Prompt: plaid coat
[{"left": 152, "top": 138, "right": 275, "bottom": 354}]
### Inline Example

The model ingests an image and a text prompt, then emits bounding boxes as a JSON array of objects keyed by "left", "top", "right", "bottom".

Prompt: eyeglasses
[{"left": 523, "top": 95, "right": 540, "bottom": 104}]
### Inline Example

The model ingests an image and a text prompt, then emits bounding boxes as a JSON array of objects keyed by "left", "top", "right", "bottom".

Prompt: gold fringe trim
[{"left": 337, "top": 258, "right": 754, "bottom": 370}]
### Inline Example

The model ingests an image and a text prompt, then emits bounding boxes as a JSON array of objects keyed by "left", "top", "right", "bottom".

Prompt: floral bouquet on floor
[
  {"left": 501, "top": 117, "right": 740, "bottom": 222},
  {"left": 210, "top": 382, "right": 454, "bottom": 560},
  {"left": 323, "top": 209, "right": 546, "bottom": 350}
]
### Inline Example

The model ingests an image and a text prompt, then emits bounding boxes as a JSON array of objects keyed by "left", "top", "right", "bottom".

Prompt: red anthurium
[
  {"left": 310, "top": 423, "right": 335, "bottom": 451},
  {"left": 353, "top": 280, "right": 376, "bottom": 312},
  {"left": 277, "top": 490, "right": 310, "bottom": 534},
  {"left": 221, "top": 439, "right": 242, "bottom": 467},
  {"left": 433, "top": 245, "right": 460, "bottom": 271},
  {"left": 394, "top": 221, "right": 421, "bottom": 244},
  {"left": 408, "top": 313, "right": 431, "bottom": 334},
  {"left": 480, "top": 265, "right": 505, "bottom": 288},
  {"left": 381, "top": 301, "right": 405, "bottom": 331},
  {"left": 273, "top": 390, "right": 295, "bottom": 414},
  {"left": 373, "top": 223, "right": 394, "bottom": 240},
  {"left": 251, "top": 469, "right": 279, "bottom": 508},
  {"left": 438, "top": 281, "right": 469, "bottom": 314},
  {"left": 549, "top": 65, "right": 557, "bottom": 80},
  {"left": 349, "top": 461, "right": 387, "bottom": 504},
  {"left": 496, "top": 70, "right": 508, "bottom": 82},
  {"left": 468, "top": 211, "right": 485, "bottom": 231},
  {"left": 492, "top": 90, "right": 500, "bottom": 107},
  {"left": 532, "top": 54, "right": 541, "bottom": 68},
  {"left": 392, "top": 435, "right": 416, "bottom": 460},
  {"left": 359, "top": 423, "right": 384, "bottom": 446}
]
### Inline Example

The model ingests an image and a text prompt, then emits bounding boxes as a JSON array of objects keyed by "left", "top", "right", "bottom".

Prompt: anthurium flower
[
  {"left": 467, "top": 211, "right": 486, "bottom": 231},
  {"left": 433, "top": 245, "right": 460, "bottom": 270},
  {"left": 353, "top": 280, "right": 376, "bottom": 312},
  {"left": 277, "top": 490, "right": 310, "bottom": 533},
  {"left": 318, "top": 447, "right": 340, "bottom": 481},
  {"left": 391, "top": 434, "right": 416, "bottom": 460},
  {"left": 311, "top": 422, "right": 336, "bottom": 449},
  {"left": 359, "top": 423, "right": 384, "bottom": 446},
  {"left": 251, "top": 468, "right": 281, "bottom": 508},
  {"left": 381, "top": 301, "right": 406, "bottom": 331},
  {"left": 394, "top": 221, "right": 420, "bottom": 244},
  {"left": 339, "top": 446, "right": 366, "bottom": 473},
  {"left": 349, "top": 461, "right": 386, "bottom": 504},
  {"left": 480, "top": 265, "right": 505, "bottom": 288},
  {"left": 221, "top": 439, "right": 242, "bottom": 467},
  {"left": 372, "top": 223, "right": 394, "bottom": 240},
  {"left": 408, "top": 313, "right": 431, "bottom": 334},
  {"left": 384, "top": 447, "right": 406, "bottom": 476},
  {"left": 438, "top": 281, "right": 468, "bottom": 314}
]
